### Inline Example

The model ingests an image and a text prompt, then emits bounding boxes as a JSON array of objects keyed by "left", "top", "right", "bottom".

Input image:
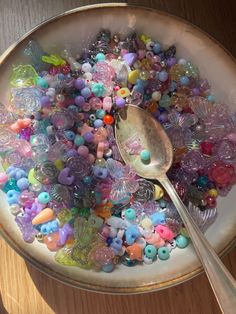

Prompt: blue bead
[
  {"left": 38, "top": 192, "right": 51, "bottom": 204},
  {"left": 158, "top": 71, "right": 169, "bottom": 82},
  {"left": 150, "top": 212, "right": 165, "bottom": 226},
  {"left": 145, "top": 245, "right": 157, "bottom": 258},
  {"left": 93, "top": 166, "right": 108, "bottom": 179},
  {"left": 3, "top": 179, "right": 20, "bottom": 192},
  {"left": 17, "top": 178, "right": 29, "bottom": 190},
  {"left": 74, "top": 135, "right": 85, "bottom": 146},
  {"left": 83, "top": 176, "right": 92, "bottom": 185},
  {"left": 169, "top": 81, "right": 177, "bottom": 92},
  {"left": 102, "top": 263, "right": 114, "bottom": 272},
  {"left": 64, "top": 130, "right": 75, "bottom": 141},
  {"left": 125, "top": 225, "right": 141, "bottom": 245},
  {"left": 176, "top": 234, "right": 189, "bottom": 248},
  {"left": 6, "top": 190, "right": 20, "bottom": 205},
  {"left": 80, "top": 87, "right": 91, "bottom": 99},
  {"left": 125, "top": 208, "right": 136, "bottom": 221},
  {"left": 196, "top": 175, "right": 209, "bottom": 188},
  {"left": 40, "top": 220, "right": 59, "bottom": 234},
  {"left": 158, "top": 247, "right": 170, "bottom": 260},
  {"left": 153, "top": 42, "right": 162, "bottom": 54},
  {"left": 179, "top": 76, "right": 190, "bottom": 86},
  {"left": 207, "top": 95, "right": 215, "bottom": 103},
  {"left": 96, "top": 109, "right": 106, "bottom": 119},
  {"left": 95, "top": 53, "right": 106, "bottom": 62},
  {"left": 106, "top": 237, "right": 113, "bottom": 246},
  {"left": 94, "top": 119, "right": 103, "bottom": 128},
  {"left": 140, "top": 149, "right": 151, "bottom": 161},
  {"left": 111, "top": 237, "right": 122, "bottom": 255}
]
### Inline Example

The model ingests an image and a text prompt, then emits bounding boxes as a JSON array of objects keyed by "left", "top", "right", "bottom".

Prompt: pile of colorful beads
[{"left": 0, "top": 30, "right": 236, "bottom": 272}]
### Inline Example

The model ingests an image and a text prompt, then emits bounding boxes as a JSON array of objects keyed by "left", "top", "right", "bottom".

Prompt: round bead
[
  {"left": 77, "top": 145, "right": 89, "bottom": 157},
  {"left": 38, "top": 192, "right": 51, "bottom": 204},
  {"left": 158, "top": 71, "right": 168, "bottom": 82},
  {"left": 36, "top": 77, "right": 48, "bottom": 89},
  {"left": 102, "top": 263, "right": 114, "bottom": 273},
  {"left": 176, "top": 234, "right": 189, "bottom": 248},
  {"left": 81, "top": 63, "right": 92, "bottom": 73},
  {"left": 208, "top": 188, "right": 218, "bottom": 198},
  {"left": 124, "top": 208, "right": 136, "bottom": 221},
  {"left": 95, "top": 53, "right": 106, "bottom": 62},
  {"left": 74, "top": 135, "right": 85, "bottom": 146},
  {"left": 96, "top": 109, "right": 106, "bottom": 119},
  {"left": 145, "top": 245, "right": 157, "bottom": 258},
  {"left": 64, "top": 130, "right": 75, "bottom": 141},
  {"left": 75, "top": 95, "right": 85, "bottom": 106},
  {"left": 180, "top": 76, "right": 190, "bottom": 86},
  {"left": 81, "top": 87, "right": 91, "bottom": 99},
  {"left": 196, "top": 176, "right": 209, "bottom": 188},
  {"left": 83, "top": 176, "right": 92, "bottom": 185},
  {"left": 28, "top": 169, "right": 40, "bottom": 185},
  {"left": 103, "top": 114, "right": 114, "bottom": 125},
  {"left": 74, "top": 78, "right": 85, "bottom": 90},
  {"left": 143, "top": 255, "right": 154, "bottom": 264},
  {"left": 140, "top": 149, "right": 151, "bottom": 161},
  {"left": 158, "top": 247, "right": 170, "bottom": 260},
  {"left": 152, "top": 91, "right": 161, "bottom": 101},
  {"left": 17, "top": 178, "right": 29, "bottom": 190},
  {"left": 94, "top": 119, "right": 104, "bottom": 128},
  {"left": 205, "top": 195, "right": 217, "bottom": 208},
  {"left": 153, "top": 42, "right": 162, "bottom": 54},
  {"left": 115, "top": 97, "right": 126, "bottom": 108}
]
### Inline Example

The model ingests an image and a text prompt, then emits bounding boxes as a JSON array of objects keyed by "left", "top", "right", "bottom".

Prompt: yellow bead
[
  {"left": 180, "top": 227, "right": 190, "bottom": 238},
  {"left": 208, "top": 189, "right": 218, "bottom": 198},
  {"left": 139, "top": 34, "right": 151, "bottom": 44},
  {"left": 57, "top": 208, "right": 72, "bottom": 226},
  {"left": 28, "top": 168, "right": 40, "bottom": 185},
  {"left": 139, "top": 70, "right": 149, "bottom": 81},
  {"left": 140, "top": 217, "right": 153, "bottom": 229},
  {"left": 128, "top": 70, "right": 140, "bottom": 84},
  {"left": 10, "top": 65, "right": 38, "bottom": 87},
  {"left": 169, "top": 64, "right": 185, "bottom": 81},
  {"left": 54, "top": 159, "right": 64, "bottom": 170},
  {"left": 153, "top": 184, "right": 164, "bottom": 200},
  {"left": 42, "top": 54, "right": 66, "bottom": 66},
  {"left": 116, "top": 87, "right": 130, "bottom": 98}
]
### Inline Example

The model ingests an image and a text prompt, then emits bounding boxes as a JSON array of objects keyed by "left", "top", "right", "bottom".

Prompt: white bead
[
  {"left": 152, "top": 91, "right": 161, "bottom": 101},
  {"left": 178, "top": 58, "right": 187, "bottom": 65},
  {"left": 165, "top": 243, "right": 172, "bottom": 252},
  {"left": 143, "top": 255, "right": 154, "bottom": 264},
  {"left": 82, "top": 63, "right": 92, "bottom": 73},
  {"left": 9, "top": 204, "right": 21, "bottom": 215},
  {"left": 83, "top": 72, "right": 93, "bottom": 80},
  {"left": 107, "top": 216, "right": 127, "bottom": 229}
]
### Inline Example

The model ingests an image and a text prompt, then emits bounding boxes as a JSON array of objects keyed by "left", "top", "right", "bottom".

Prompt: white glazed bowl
[{"left": 0, "top": 3, "right": 236, "bottom": 294}]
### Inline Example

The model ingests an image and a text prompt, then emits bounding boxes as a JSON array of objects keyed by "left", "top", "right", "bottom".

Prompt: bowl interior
[{"left": 0, "top": 4, "right": 236, "bottom": 293}]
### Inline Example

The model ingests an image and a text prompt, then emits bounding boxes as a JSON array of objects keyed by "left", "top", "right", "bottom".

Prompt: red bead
[
  {"left": 208, "top": 162, "right": 236, "bottom": 187},
  {"left": 200, "top": 141, "right": 214, "bottom": 156},
  {"left": 204, "top": 195, "right": 217, "bottom": 208},
  {"left": 103, "top": 114, "right": 114, "bottom": 125}
]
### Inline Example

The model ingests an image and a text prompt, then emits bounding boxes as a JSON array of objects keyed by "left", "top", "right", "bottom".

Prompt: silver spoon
[{"left": 115, "top": 104, "right": 236, "bottom": 313}]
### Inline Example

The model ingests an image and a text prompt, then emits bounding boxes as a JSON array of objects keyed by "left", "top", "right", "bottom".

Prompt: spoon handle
[{"left": 159, "top": 175, "right": 236, "bottom": 314}]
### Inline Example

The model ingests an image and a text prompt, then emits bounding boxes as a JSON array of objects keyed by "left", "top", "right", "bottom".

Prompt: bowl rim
[{"left": 0, "top": 2, "right": 236, "bottom": 294}]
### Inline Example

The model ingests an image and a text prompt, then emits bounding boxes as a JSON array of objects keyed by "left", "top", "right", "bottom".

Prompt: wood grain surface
[{"left": 0, "top": 1, "right": 236, "bottom": 313}]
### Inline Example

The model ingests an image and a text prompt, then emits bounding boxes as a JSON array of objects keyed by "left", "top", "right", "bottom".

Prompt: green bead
[
  {"left": 158, "top": 246, "right": 170, "bottom": 260},
  {"left": 95, "top": 53, "right": 106, "bottom": 62},
  {"left": 176, "top": 234, "right": 189, "bottom": 248},
  {"left": 3, "top": 178, "right": 20, "bottom": 193},
  {"left": 28, "top": 168, "right": 40, "bottom": 185},
  {"left": 159, "top": 94, "right": 171, "bottom": 108},
  {"left": 96, "top": 109, "right": 105, "bottom": 119},
  {"left": 79, "top": 207, "right": 90, "bottom": 219},
  {"left": 10, "top": 64, "right": 38, "bottom": 87},
  {"left": 36, "top": 77, "right": 48, "bottom": 89},
  {"left": 145, "top": 245, "right": 157, "bottom": 258},
  {"left": 74, "top": 135, "right": 85, "bottom": 146},
  {"left": 71, "top": 207, "right": 79, "bottom": 218},
  {"left": 38, "top": 192, "right": 51, "bottom": 204},
  {"left": 140, "top": 149, "right": 151, "bottom": 161},
  {"left": 124, "top": 208, "right": 136, "bottom": 221},
  {"left": 57, "top": 208, "right": 72, "bottom": 225}
]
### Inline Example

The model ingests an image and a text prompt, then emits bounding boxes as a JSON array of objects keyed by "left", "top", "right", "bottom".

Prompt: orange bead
[
  {"left": 103, "top": 114, "right": 114, "bottom": 125},
  {"left": 32, "top": 208, "right": 55, "bottom": 225},
  {"left": 126, "top": 243, "right": 143, "bottom": 261},
  {"left": 94, "top": 201, "right": 113, "bottom": 219},
  {"left": 44, "top": 232, "right": 60, "bottom": 251}
]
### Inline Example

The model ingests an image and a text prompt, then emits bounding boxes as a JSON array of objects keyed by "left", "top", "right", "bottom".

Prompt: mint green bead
[
  {"left": 36, "top": 77, "right": 48, "bottom": 89},
  {"left": 140, "top": 149, "right": 151, "bottom": 161},
  {"left": 74, "top": 135, "right": 85, "bottom": 146},
  {"left": 145, "top": 245, "right": 157, "bottom": 258},
  {"left": 96, "top": 109, "right": 105, "bottom": 119},
  {"left": 95, "top": 53, "right": 105, "bottom": 62},
  {"left": 176, "top": 234, "right": 189, "bottom": 248},
  {"left": 159, "top": 94, "right": 171, "bottom": 108},
  {"left": 38, "top": 192, "right": 51, "bottom": 204},
  {"left": 125, "top": 208, "right": 136, "bottom": 221},
  {"left": 158, "top": 246, "right": 170, "bottom": 260}
]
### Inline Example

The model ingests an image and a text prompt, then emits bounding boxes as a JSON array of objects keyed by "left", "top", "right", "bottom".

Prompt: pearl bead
[{"left": 152, "top": 91, "right": 161, "bottom": 101}]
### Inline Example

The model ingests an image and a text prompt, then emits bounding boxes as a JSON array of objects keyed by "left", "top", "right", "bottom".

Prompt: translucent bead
[
  {"left": 169, "top": 64, "right": 185, "bottom": 81},
  {"left": 11, "top": 87, "right": 42, "bottom": 116},
  {"left": 50, "top": 110, "right": 74, "bottom": 130},
  {"left": 66, "top": 155, "right": 91, "bottom": 180},
  {"left": 133, "top": 179, "right": 155, "bottom": 203},
  {"left": 34, "top": 160, "right": 59, "bottom": 184},
  {"left": 55, "top": 245, "right": 78, "bottom": 266},
  {"left": 10, "top": 65, "right": 38, "bottom": 87},
  {"left": 50, "top": 184, "right": 71, "bottom": 204}
]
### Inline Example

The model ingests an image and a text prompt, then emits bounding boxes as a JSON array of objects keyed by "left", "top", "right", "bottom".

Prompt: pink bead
[
  {"left": 82, "top": 103, "right": 91, "bottom": 112},
  {"left": 0, "top": 173, "right": 8, "bottom": 184},
  {"left": 120, "top": 49, "right": 129, "bottom": 56},
  {"left": 93, "top": 127, "right": 108, "bottom": 144},
  {"left": 101, "top": 226, "right": 110, "bottom": 238},
  {"left": 77, "top": 145, "right": 89, "bottom": 157},
  {"left": 103, "top": 140, "right": 109, "bottom": 150},
  {"left": 102, "top": 96, "right": 112, "bottom": 113},
  {"left": 89, "top": 97, "right": 102, "bottom": 110},
  {"left": 145, "top": 233, "right": 165, "bottom": 248},
  {"left": 155, "top": 225, "right": 175, "bottom": 241},
  {"left": 97, "top": 142, "right": 105, "bottom": 158},
  {"left": 88, "top": 153, "right": 95, "bottom": 164},
  {"left": 138, "top": 49, "right": 146, "bottom": 60},
  {"left": 226, "top": 133, "right": 236, "bottom": 143}
]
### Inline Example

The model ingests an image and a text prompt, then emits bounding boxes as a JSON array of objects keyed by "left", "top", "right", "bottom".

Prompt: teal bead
[
  {"left": 176, "top": 234, "right": 189, "bottom": 248},
  {"left": 83, "top": 176, "right": 92, "bottom": 185},
  {"left": 91, "top": 82, "right": 106, "bottom": 97},
  {"left": 140, "top": 149, "right": 151, "bottom": 161},
  {"left": 196, "top": 175, "right": 209, "bottom": 188},
  {"left": 74, "top": 135, "right": 85, "bottom": 146},
  {"left": 3, "top": 178, "right": 20, "bottom": 193},
  {"left": 159, "top": 199, "right": 167, "bottom": 208},
  {"left": 125, "top": 208, "right": 136, "bottom": 221},
  {"left": 36, "top": 77, "right": 48, "bottom": 89},
  {"left": 121, "top": 253, "right": 137, "bottom": 267},
  {"left": 38, "top": 192, "right": 51, "bottom": 204},
  {"left": 145, "top": 245, "right": 157, "bottom": 258},
  {"left": 96, "top": 109, "right": 106, "bottom": 119},
  {"left": 158, "top": 246, "right": 170, "bottom": 260},
  {"left": 95, "top": 53, "right": 106, "bottom": 62},
  {"left": 207, "top": 95, "right": 215, "bottom": 103},
  {"left": 159, "top": 94, "right": 171, "bottom": 108}
]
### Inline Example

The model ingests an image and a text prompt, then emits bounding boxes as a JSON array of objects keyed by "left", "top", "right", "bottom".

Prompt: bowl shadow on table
[
  {"left": 0, "top": 293, "right": 9, "bottom": 314},
  {"left": 25, "top": 260, "right": 223, "bottom": 314}
]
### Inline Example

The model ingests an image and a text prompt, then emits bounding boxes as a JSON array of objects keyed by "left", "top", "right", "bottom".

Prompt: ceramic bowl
[{"left": 0, "top": 3, "right": 236, "bottom": 294}]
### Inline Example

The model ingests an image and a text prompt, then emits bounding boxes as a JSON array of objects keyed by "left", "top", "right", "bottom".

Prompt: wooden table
[{"left": 0, "top": 1, "right": 236, "bottom": 313}]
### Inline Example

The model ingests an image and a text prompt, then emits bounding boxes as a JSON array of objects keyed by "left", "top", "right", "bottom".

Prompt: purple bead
[
  {"left": 74, "top": 79, "right": 85, "bottom": 90},
  {"left": 158, "top": 112, "right": 168, "bottom": 123},
  {"left": 66, "top": 149, "right": 78, "bottom": 158},
  {"left": 40, "top": 95, "right": 50, "bottom": 107},
  {"left": 20, "top": 128, "right": 31, "bottom": 141},
  {"left": 83, "top": 131, "right": 94, "bottom": 142},
  {"left": 94, "top": 119, "right": 103, "bottom": 128},
  {"left": 15, "top": 215, "right": 37, "bottom": 243},
  {"left": 58, "top": 167, "right": 75, "bottom": 185},
  {"left": 192, "top": 88, "right": 200, "bottom": 96},
  {"left": 115, "top": 97, "right": 126, "bottom": 108},
  {"left": 75, "top": 95, "right": 85, "bottom": 106},
  {"left": 123, "top": 53, "right": 138, "bottom": 66},
  {"left": 181, "top": 151, "right": 206, "bottom": 173},
  {"left": 166, "top": 57, "right": 177, "bottom": 67},
  {"left": 57, "top": 223, "right": 73, "bottom": 246}
]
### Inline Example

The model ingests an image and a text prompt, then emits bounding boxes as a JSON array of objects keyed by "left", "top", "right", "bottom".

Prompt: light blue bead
[
  {"left": 140, "top": 149, "right": 151, "bottom": 161},
  {"left": 81, "top": 87, "right": 92, "bottom": 99},
  {"left": 145, "top": 245, "right": 157, "bottom": 258},
  {"left": 153, "top": 42, "right": 162, "bottom": 54},
  {"left": 95, "top": 53, "right": 106, "bottom": 62},
  {"left": 6, "top": 190, "right": 20, "bottom": 205},
  {"left": 64, "top": 130, "right": 75, "bottom": 141},
  {"left": 125, "top": 225, "right": 141, "bottom": 245},
  {"left": 74, "top": 135, "right": 85, "bottom": 146},
  {"left": 102, "top": 263, "right": 114, "bottom": 273},
  {"left": 169, "top": 81, "right": 177, "bottom": 92},
  {"left": 125, "top": 208, "right": 136, "bottom": 221},
  {"left": 158, "top": 71, "right": 168, "bottom": 82},
  {"left": 36, "top": 77, "right": 48, "bottom": 89},
  {"left": 96, "top": 109, "right": 105, "bottom": 119},
  {"left": 207, "top": 95, "right": 215, "bottom": 103},
  {"left": 111, "top": 237, "right": 122, "bottom": 255},
  {"left": 133, "top": 84, "right": 144, "bottom": 94},
  {"left": 94, "top": 119, "right": 104, "bottom": 128},
  {"left": 93, "top": 166, "right": 108, "bottom": 179},
  {"left": 17, "top": 178, "right": 29, "bottom": 190},
  {"left": 150, "top": 212, "right": 165, "bottom": 226},
  {"left": 159, "top": 199, "right": 167, "bottom": 208},
  {"left": 38, "top": 192, "right": 51, "bottom": 204},
  {"left": 176, "top": 234, "right": 189, "bottom": 248},
  {"left": 83, "top": 176, "right": 92, "bottom": 185},
  {"left": 158, "top": 246, "right": 170, "bottom": 260},
  {"left": 180, "top": 76, "right": 190, "bottom": 86},
  {"left": 40, "top": 220, "right": 59, "bottom": 234}
]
